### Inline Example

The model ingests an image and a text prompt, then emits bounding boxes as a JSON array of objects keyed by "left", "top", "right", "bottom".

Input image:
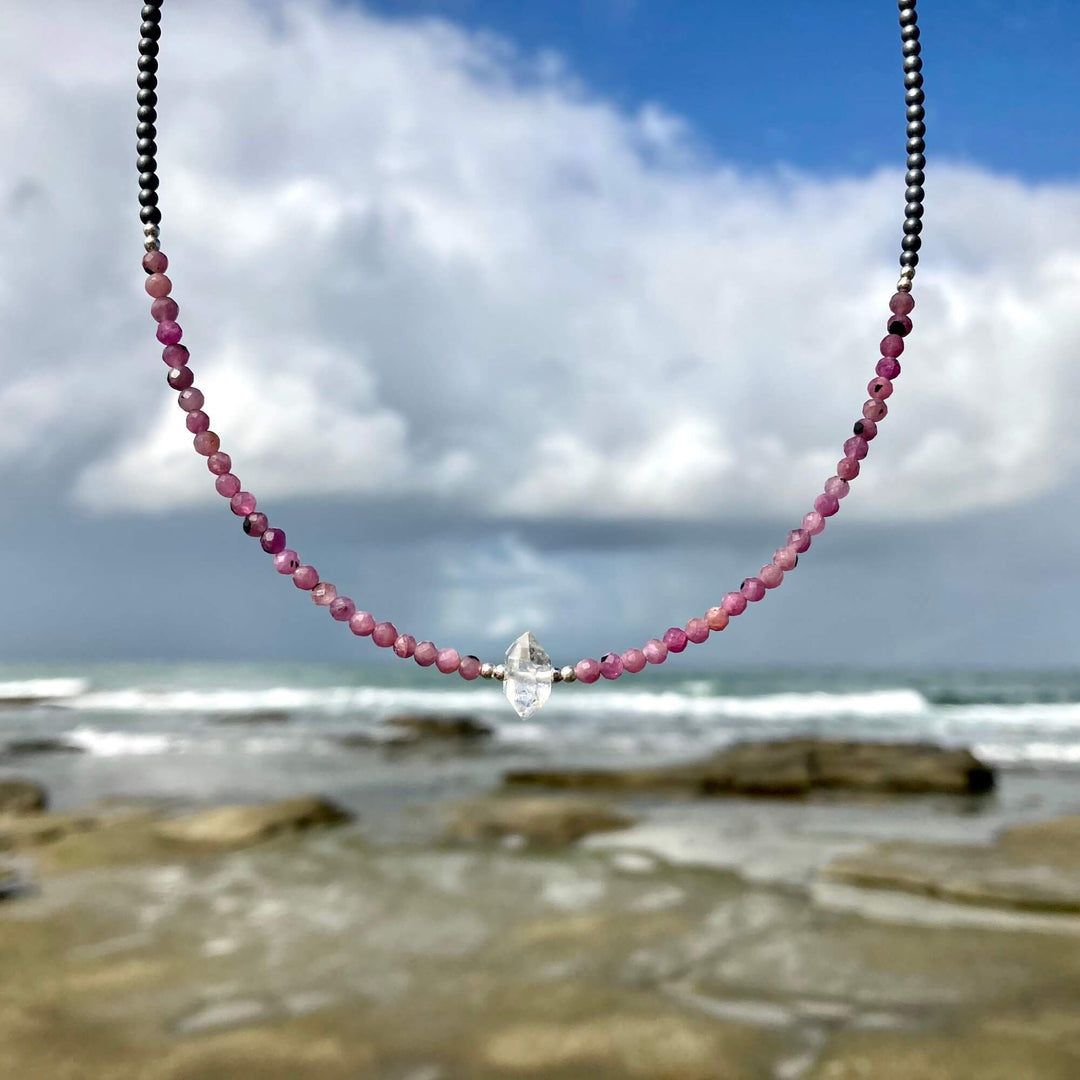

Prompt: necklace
[{"left": 132, "top": 0, "right": 926, "bottom": 719}]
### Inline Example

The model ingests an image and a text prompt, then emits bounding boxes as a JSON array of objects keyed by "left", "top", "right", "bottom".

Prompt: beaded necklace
[{"left": 132, "top": 0, "right": 927, "bottom": 718}]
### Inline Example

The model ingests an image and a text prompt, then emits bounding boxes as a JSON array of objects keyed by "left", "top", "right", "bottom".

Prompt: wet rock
[
  {"left": 506, "top": 739, "right": 994, "bottom": 797},
  {"left": 384, "top": 714, "right": 493, "bottom": 741},
  {"left": 0, "top": 779, "right": 47, "bottom": 814},
  {"left": 0, "top": 811, "right": 98, "bottom": 849},
  {"left": 445, "top": 796, "right": 635, "bottom": 847},
  {"left": 208, "top": 710, "right": 291, "bottom": 726},
  {"left": 2, "top": 738, "right": 84, "bottom": 758},
  {"left": 154, "top": 796, "right": 352, "bottom": 849}
]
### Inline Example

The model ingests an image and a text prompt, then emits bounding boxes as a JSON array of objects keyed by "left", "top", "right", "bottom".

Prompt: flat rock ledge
[
  {"left": 505, "top": 738, "right": 995, "bottom": 797},
  {"left": 445, "top": 795, "right": 636, "bottom": 847},
  {"left": 154, "top": 796, "right": 352, "bottom": 848},
  {"left": 822, "top": 815, "right": 1080, "bottom": 914},
  {"left": 0, "top": 779, "right": 48, "bottom": 814}
]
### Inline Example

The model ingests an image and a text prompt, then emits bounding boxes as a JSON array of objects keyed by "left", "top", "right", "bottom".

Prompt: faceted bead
[
  {"left": 273, "top": 549, "right": 300, "bottom": 574},
  {"left": 144, "top": 273, "right": 171, "bottom": 297},
  {"left": 853, "top": 417, "right": 877, "bottom": 441},
  {"left": 329, "top": 596, "right": 356, "bottom": 622},
  {"left": 260, "top": 527, "right": 286, "bottom": 554},
  {"left": 621, "top": 648, "right": 647, "bottom": 673},
  {"left": 142, "top": 250, "right": 168, "bottom": 274},
  {"left": 889, "top": 291, "right": 915, "bottom": 315},
  {"left": 293, "top": 565, "right": 319, "bottom": 590},
  {"left": 436, "top": 648, "right": 461, "bottom": 674},
  {"left": 887, "top": 313, "right": 913, "bottom": 337},
  {"left": 151, "top": 296, "right": 178, "bottom": 322},
  {"left": 643, "top": 639, "right": 669, "bottom": 664},
  {"left": 741, "top": 577, "right": 766, "bottom": 602},
  {"left": 774, "top": 546, "right": 798, "bottom": 571},
  {"left": 178, "top": 388, "right": 204, "bottom": 412},
  {"left": 721, "top": 591, "right": 748, "bottom": 616},
  {"left": 167, "top": 366, "right": 193, "bottom": 390},
  {"left": 193, "top": 431, "right": 219, "bottom": 456},
  {"left": 459, "top": 655, "right": 482, "bottom": 681},
  {"left": 372, "top": 621, "right": 397, "bottom": 647},
  {"left": 207, "top": 451, "right": 232, "bottom": 475},
  {"left": 824, "top": 475, "right": 850, "bottom": 499},
  {"left": 575, "top": 657, "right": 601, "bottom": 683},
  {"left": 863, "top": 399, "right": 888, "bottom": 422},
  {"left": 844, "top": 435, "right": 869, "bottom": 460},
  {"left": 312, "top": 582, "right": 338, "bottom": 606},
  {"left": 685, "top": 617, "right": 710, "bottom": 643},
  {"left": 876, "top": 357, "right": 901, "bottom": 379},
  {"left": 215, "top": 473, "right": 241, "bottom": 498},
  {"left": 599, "top": 653, "right": 624, "bottom": 679},
  {"left": 242, "top": 512, "right": 268, "bottom": 537},
  {"left": 868, "top": 377, "right": 893, "bottom": 400},
  {"left": 880, "top": 334, "right": 904, "bottom": 358},
  {"left": 414, "top": 640, "right": 438, "bottom": 666},
  {"left": 663, "top": 627, "right": 688, "bottom": 653},
  {"left": 393, "top": 633, "right": 417, "bottom": 658},
  {"left": 504, "top": 633, "right": 555, "bottom": 717},
  {"left": 705, "top": 607, "right": 730, "bottom": 631},
  {"left": 837, "top": 456, "right": 860, "bottom": 481},
  {"left": 156, "top": 320, "right": 182, "bottom": 345},
  {"left": 787, "top": 528, "right": 812, "bottom": 553},
  {"left": 230, "top": 491, "right": 256, "bottom": 516},
  {"left": 814, "top": 493, "right": 840, "bottom": 517},
  {"left": 803, "top": 510, "right": 826, "bottom": 535},
  {"left": 348, "top": 610, "right": 376, "bottom": 636},
  {"left": 162, "top": 344, "right": 189, "bottom": 367},
  {"left": 760, "top": 564, "right": 784, "bottom": 589}
]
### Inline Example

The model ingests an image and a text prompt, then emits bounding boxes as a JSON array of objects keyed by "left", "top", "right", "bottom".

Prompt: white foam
[
  {"left": 65, "top": 726, "right": 185, "bottom": 757},
  {"left": 0, "top": 678, "right": 88, "bottom": 702}
]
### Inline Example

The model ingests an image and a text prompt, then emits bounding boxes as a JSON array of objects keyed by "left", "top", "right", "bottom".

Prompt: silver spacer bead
[
  {"left": 559, "top": 665, "right": 576, "bottom": 683},
  {"left": 142, "top": 223, "right": 160, "bottom": 251},
  {"left": 480, "top": 662, "right": 495, "bottom": 679},
  {"left": 493, "top": 664, "right": 506, "bottom": 681}
]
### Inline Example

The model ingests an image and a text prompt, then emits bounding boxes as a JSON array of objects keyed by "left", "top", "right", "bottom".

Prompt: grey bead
[
  {"left": 905, "top": 87, "right": 925, "bottom": 106},
  {"left": 136, "top": 88, "right": 157, "bottom": 108},
  {"left": 897, "top": 0, "right": 917, "bottom": 8},
  {"left": 140, "top": 205, "right": 161, "bottom": 225},
  {"left": 140, "top": 21, "right": 161, "bottom": 40},
  {"left": 904, "top": 71, "right": 924, "bottom": 90},
  {"left": 905, "top": 200, "right": 924, "bottom": 218},
  {"left": 139, "top": 171, "right": 158, "bottom": 190},
  {"left": 905, "top": 184, "right": 925, "bottom": 202},
  {"left": 138, "top": 37, "right": 159, "bottom": 57},
  {"left": 903, "top": 217, "right": 922, "bottom": 235},
  {"left": 907, "top": 152, "right": 926, "bottom": 169},
  {"left": 907, "top": 120, "right": 926, "bottom": 137},
  {"left": 138, "top": 189, "right": 158, "bottom": 207},
  {"left": 141, "top": 4, "right": 161, "bottom": 20},
  {"left": 900, "top": 250, "right": 919, "bottom": 268},
  {"left": 906, "top": 103, "right": 925, "bottom": 121},
  {"left": 137, "top": 71, "right": 157, "bottom": 91},
  {"left": 906, "top": 168, "right": 925, "bottom": 185},
  {"left": 907, "top": 138, "right": 925, "bottom": 155},
  {"left": 901, "top": 24, "right": 920, "bottom": 42},
  {"left": 903, "top": 56, "right": 923, "bottom": 74},
  {"left": 902, "top": 39, "right": 921, "bottom": 57},
  {"left": 136, "top": 154, "right": 156, "bottom": 173},
  {"left": 137, "top": 105, "right": 156, "bottom": 123},
  {"left": 898, "top": 9, "right": 918, "bottom": 26},
  {"left": 136, "top": 121, "right": 156, "bottom": 140},
  {"left": 137, "top": 138, "right": 157, "bottom": 156},
  {"left": 902, "top": 234, "right": 922, "bottom": 252},
  {"left": 137, "top": 54, "right": 158, "bottom": 73}
]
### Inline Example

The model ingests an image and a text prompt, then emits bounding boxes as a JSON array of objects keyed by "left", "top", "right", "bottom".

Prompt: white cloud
[{"left": 2, "top": 0, "right": 1080, "bottom": 530}]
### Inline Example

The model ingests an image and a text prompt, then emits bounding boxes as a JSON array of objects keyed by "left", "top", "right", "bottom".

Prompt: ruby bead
[
  {"left": 887, "top": 313, "right": 913, "bottom": 337},
  {"left": 876, "top": 357, "right": 901, "bottom": 380},
  {"left": 824, "top": 475, "right": 850, "bottom": 500},
  {"left": 868, "top": 377, "right": 893, "bottom": 401},
  {"left": 393, "top": 634, "right": 417, "bottom": 658},
  {"left": 760, "top": 564, "right": 784, "bottom": 589},
  {"left": 142, "top": 250, "right": 168, "bottom": 274},
  {"left": 814, "top": 493, "right": 840, "bottom": 517},
  {"left": 349, "top": 610, "right": 375, "bottom": 636},
  {"left": 739, "top": 577, "right": 765, "bottom": 602},
  {"left": 705, "top": 607, "right": 730, "bottom": 631},
  {"left": 787, "top": 528, "right": 812, "bottom": 553},
  {"left": 243, "top": 512, "right": 268, "bottom": 537},
  {"left": 273, "top": 549, "right": 300, "bottom": 574},
  {"left": 208, "top": 452, "right": 232, "bottom": 476},
  {"left": 193, "top": 431, "right": 219, "bottom": 456},
  {"left": 863, "top": 399, "right": 888, "bottom": 422},
  {"left": 414, "top": 640, "right": 438, "bottom": 666},
  {"left": 178, "top": 388, "right": 204, "bottom": 412},
  {"left": 436, "top": 648, "right": 460, "bottom": 674},
  {"left": 853, "top": 417, "right": 877, "bottom": 441},
  {"left": 459, "top": 655, "right": 482, "bottom": 681},
  {"left": 293, "top": 565, "right": 319, "bottom": 590},
  {"left": 329, "top": 596, "right": 356, "bottom": 622},
  {"left": 372, "top": 622, "right": 397, "bottom": 647},
  {"left": 685, "top": 617, "right": 710, "bottom": 643},
  {"left": 889, "top": 291, "right": 915, "bottom": 315},
  {"left": 187, "top": 411, "right": 210, "bottom": 435},
  {"left": 312, "top": 582, "right": 337, "bottom": 606},
  {"left": 144, "top": 273, "right": 172, "bottom": 298},
  {"left": 773, "top": 546, "right": 798, "bottom": 571},
  {"left": 643, "top": 639, "right": 669, "bottom": 664},
  {"left": 575, "top": 657, "right": 601, "bottom": 683},
  {"left": 621, "top": 648, "right": 647, "bottom": 673},
  {"left": 151, "top": 297, "right": 178, "bottom": 323},
  {"left": 230, "top": 491, "right": 256, "bottom": 516},
  {"left": 156, "top": 320, "right": 182, "bottom": 345},
  {"left": 721, "top": 591, "right": 748, "bottom": 616},
  {"left": 844, "top": 436, "right": 868, "bottom": 461},
  {"left": 215, "top": 473, "right": 241, "bottom": 498},
  {"left": 880, "top": 334, "right": 904, "bottom": 358},
  {"left": 837, "top": 456, "right": 860, "bottom": 481},
  {"left": 260, "top": 527, "right": 286, "bottom": 554},
  {"left": 163, "top": 344, "right": 189, "bottom": 367},
  {"left": 167, "top": 366, "right": 193, "bottom": 390},
  {"left": 598, "top": 653, "right": 624, "bottom": 679},
  {"left": 803, "top": 510, "right": 826, "bottom": 535},
  {"left": 663, "top": 627, "right": 688, "bottom": 653}
]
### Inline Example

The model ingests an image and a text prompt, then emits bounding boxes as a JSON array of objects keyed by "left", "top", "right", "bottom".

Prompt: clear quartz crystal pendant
[{"left": 503, "top": 632, "right": 554, "bottom": 719}]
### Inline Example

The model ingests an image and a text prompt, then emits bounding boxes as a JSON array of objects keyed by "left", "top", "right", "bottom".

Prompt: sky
[{"left": 0, "top": 0, "right": 1078, "bottom": 669}]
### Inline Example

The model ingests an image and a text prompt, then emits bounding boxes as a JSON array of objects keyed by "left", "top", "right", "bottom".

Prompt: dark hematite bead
[
  {"left": 137, "top": 88, "right": 157, "bottom": 108},
  {"left": 903, "top": 218, "right": 922, "bottom": 235},
  {"left": 138, "top": 37, "right": 159, "bottom": 57},
  {"left": 906, "top": 168, "right": 925, "bottom": 185},
  {"left": 137, "top": 54, "right": 158, "bottom": 73},
  {"left": 905, "top": 201, "right": 924, "bottom": 218},
  {"left": 900, "top": 250, "right": 920, "bottom": 267},
  {"left": 137, "top": 154, "right": 156, "bottom": 173},
  {"left": 908, "top": 153, "right": 926, "bottom": 169},
  {"left": 137, "top": 105, "right": 157, "bottom": 123},
  {"left": 139, "top": 172, "right": 159, "bottom": 190},
  {"left": 139, "top": 189, "right": 159, "bottom": 207},
  {"left": 901, "top": 24, "right": 920, "bottom": 41},
  {"left": 905, "top": 87, "right": 925, "bottom": 106},
  {"left": 140, "top": 205, "right": 162, "bottom": 225},
  {"left": 136, "top": 121, "right": 156, "bottom": 140},
  {"left": 140, "top": 21, "right": 161, "bottom": 40},
  {"left": 903, "top": 55, "right": 923, "bottom": 73},
  {"left": 904, "top": 71, "right": 924, "bottom": 90},
  {"left": 907, "top": 137, "right": 925, "bottom": 154},
  {"left": 902, "top": 234, "right": 922, "bottom": 252},
  {"left": 137, "top": 71, "right": 157, "bottom": 91},
  {"left": 141, "top": 4, "right": 162, "bottom": 21},
  {"left": 907, "top": 104, "right": 925, "bottom": 121},
  {"left": 137, "top": 138, "right": 157, "bottom": 157},
  {"left": 906, "top": 184, "right": 925, "bottom": 202},
  {"left": 907, "top": 121, "right": 926, "bottom": 137}
]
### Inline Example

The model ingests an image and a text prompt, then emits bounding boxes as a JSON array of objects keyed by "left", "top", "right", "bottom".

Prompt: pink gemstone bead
[
  {"left": 215, "top": 473, "right": 241, "bottom": 498},
  {"left": 186, "top": 414, "right": 209, "bottom": 438},
  {"left": 774, "top": 546, "right": 798, "bottom": 571},
  {"left": 705, "top": 607, "right": 730, "bottom": 631},
  {"left": 393, "top": 634, "right": 417, "bottom": 658},
  {"left": 803, "top": 511, "right": 826, "bottom": 535},
  {"left": 814, "top": 493, "right": 840, "bottom": 517},
  {"left": 685, "top": 617, "right": 710, "bottom": 643},
  {"left": 741, "top": 577, "right": 766, "bottom": 602},
  {"left": 787, "top": 528, "right": 812, "bottom": 553},
  {"left": 837, "top": 456, "right": 860, "bottom": 481},
  {"left": 260, "top": 527, "right": 286, "bottom": 554},
  {"left": 887, "top": 313, "right": 913, "bottom": 337},
  {"left": 868, "top": 376, "right": 893, "bottom": 401},
  {"left": 824, "top": 475, "right": 850, "bottom": 500},
  {"left": 144, "top": 273, "right": 172, "bottom": 298},
  {"left": 349, "top": 610, "right": 376, "bottom": 636},
  {"left": 273, "top": 549, "right": 300, "bottom": 575},
  {"left": 889, "top": 291, "right": 915, "bottom": 315},
  {"left": 855, "top": 417, "right": 878, "bottom": 441},
  {"left": 663, "top": 627, "right": 689, "bottom": 653},
  {"left": 643, "top": 639, "right": 669, "bottom": 664},
  {"left": 721, "top": 591, "right": 748, "bottom": 616},
  {"left": 329, "top": 596, "right": 356, "bottom": 622},
  {"left": 844, "top": 436, "right": 869, "bottom": 460},
  {"left": 167, "top": 366, "right": 194, "bottom": 391},
  {"left": 459, "top": 655, "right": 482, "bottom": 681},
  {"left": 142, "top": 250, "right": 168, "bottom": 274},
  {"left": 151, "top": 297, "right": 178, "bottom": 323},
  {"left": 162, "top": 344, "right": 189, "bottom": 367},
  {"left": 575, "top": 657, "right": 601, "bottom": 683},
  {"left": 760, "top": 564, "right": 784, "bottom": 589},
  {"left": 372, "top": 621, "right": 397, "bottom": 647},
  {"left": 876, "top": 357, "right": 901, "bottom": 380},
  {"left": 436, "top": 648, "right": 460, "bottom": 674},
  {"left": 863, "top": 399, "right": 888, "bottom": 422},
  {"left": 599, "top": 653, "right": 624, "bottom": 679},
  {"left": 414, "top": 640, "right": 437, "bottom": 666},
  {"left": 178, "top": 388, "right": 204, "bottom": 412},
  {"left": 230, "top": 491, "right": 256, "bottom": 516},
  {"left": 621, "top": 648, "right": 647, "bottom": 673},
  {"left": 156, "top": 321, "right": 182, "bottom": 346},
  {"left": 880, "top": 334, "right": 904, "bottom": 358},
  {"left": 193, "top": 431, "right": 220, "bottom": 456},
  {"left": 293, "top": 565, "right": 319, "bottom": 590},
  {"left": 243, "top": 512, "right": 268, "bottom": 537},
  {"left": 312, "top": 582, "right": 338, "bottom": 606},
  {"left": 208, "top": 452, "right": 232, "bottom": 476}
]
